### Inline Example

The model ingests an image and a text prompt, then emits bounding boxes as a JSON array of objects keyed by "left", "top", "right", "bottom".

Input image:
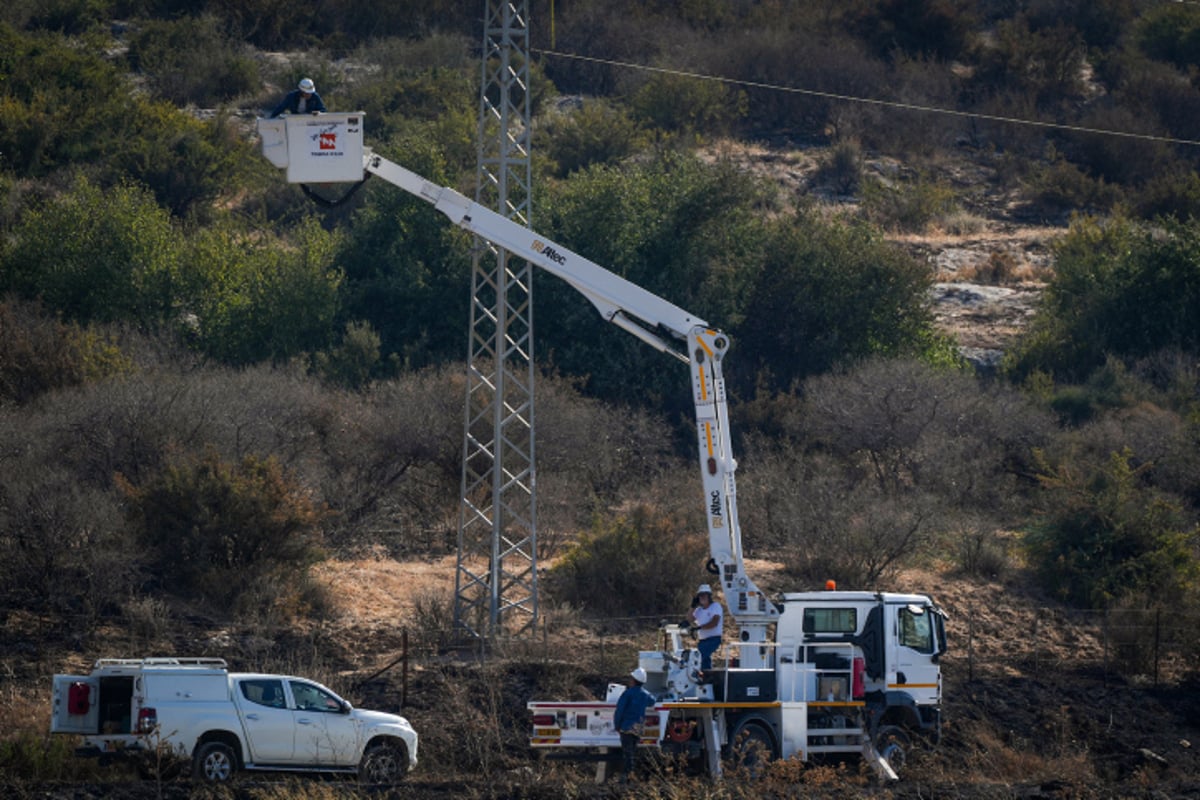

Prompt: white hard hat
[
  {"left": 630, "top": 667, "right": 647, "bottom": 683},
  {"left": 697, "top": 584, "right": 713, "bottom": 595},
  {"left": 298, "top": 78, "right": 316, "bottom": 93}
]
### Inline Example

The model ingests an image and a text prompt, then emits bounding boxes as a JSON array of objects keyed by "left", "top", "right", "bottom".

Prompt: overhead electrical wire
[{"left": 533, "top": 48, "right": 1200, "bottom": 148}]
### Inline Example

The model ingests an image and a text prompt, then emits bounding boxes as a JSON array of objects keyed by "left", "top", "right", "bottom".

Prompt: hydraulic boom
[{"left": 257, "top": 113, "right": 780, "bottom": 655}]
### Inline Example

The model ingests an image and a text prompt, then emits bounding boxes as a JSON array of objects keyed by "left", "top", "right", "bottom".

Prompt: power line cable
[{"left": 534, "top": 48, "right": 1200, "bottom": 148}]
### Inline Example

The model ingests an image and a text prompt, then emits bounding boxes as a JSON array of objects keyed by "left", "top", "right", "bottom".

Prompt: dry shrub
[
  {"left": 939, "top": 209, "right": 989, "bottom": 236},
  {"left": 953, "top": 718, "right": 1095, "bottom": 783},
  {"left": 545, "top": 505, "right": 709, "bottom": 624},
  {"left": 959, "top": 250, "right": 1028, "bottom": 284},
  {"left": 0, "top": 733, "right": 97, "bottom": 781},
  {"left": 244, "top": 780, "right": 346, "bottom": 800}
]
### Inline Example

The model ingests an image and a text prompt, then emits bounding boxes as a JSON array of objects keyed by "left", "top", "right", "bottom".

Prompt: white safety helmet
[
  {"left": 697, "top": 584, "right": 713, "bottom": 596},
  {"left": 630, "top": 667, "right": 647, "bottom": 683},
  {"left": 298, "top": 78, "right": 316, "bottom": 93}
]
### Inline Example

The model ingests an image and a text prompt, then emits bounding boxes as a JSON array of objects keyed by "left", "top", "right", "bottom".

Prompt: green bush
[
  {"left": 542, "top": 99, "right": 644, "bottom": 177},
  {"left": 313, "top": 320, "right": 382, "bottom": 389},
  {"left": 1136, "top": 3, "right": 1200, "bottom": 70},
  {"left": 127, "top": 15, "right": 259, "bottom": 106},
  {"left": 0, "top": 175, "right": 182, "bottom": 325},
  {"left": 112, "top": 100, "right": 253, "bottom": 219},
  {"left": 1025, "top": 449, "right": 1200, "bottom": 608},
  {"left": 1007, "top": 215, "right": 1200, "bottom": 383},
  {"left": 0, "top": 23, "right": 130, "bottom": 174},
  {"left": 629, "top": 71, "right": 746, "bottom": 137},
  {"left": 547, "top": 506, "right": 709, "bottom": 622},
  {"left": 860, "top": 173, "right": 959, "bottom": 232},
  {"left": 187, "top": 217, "right": 343, "bottom": 365},
  {"left": 735, "top": 213, "right": 937, "bottom": 392}
]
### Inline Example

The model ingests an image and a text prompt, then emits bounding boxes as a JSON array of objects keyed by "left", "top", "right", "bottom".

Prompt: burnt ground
[{"left": 6, "top": 567, "right": 1200, "bottom": 799}]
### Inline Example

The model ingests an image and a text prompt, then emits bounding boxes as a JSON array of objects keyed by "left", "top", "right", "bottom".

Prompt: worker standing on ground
[
  {"left": 613, "top": 667, "right": 654, "bottom": 783},
  {"left": 688, "top": 584, "right": 724, "bottom": 672},
  {"left": 270, "top": 78, "right": 326, "bottom": 117}
]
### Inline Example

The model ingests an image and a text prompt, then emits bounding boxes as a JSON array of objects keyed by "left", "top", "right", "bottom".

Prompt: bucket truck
[{"left": 256, "top": 113, "right": 947, "bottom": 778}]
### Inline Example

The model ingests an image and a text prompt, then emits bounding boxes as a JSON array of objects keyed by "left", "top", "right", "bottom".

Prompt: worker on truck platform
[
  {"left": 688, "top": 583, "right": 723, "bottom": 671},
  {"left": 270, "top": 78, "right": 326, "bottom": 117},
  {"left": 613, "top": 667, "right": 654, "bottom": 783}
]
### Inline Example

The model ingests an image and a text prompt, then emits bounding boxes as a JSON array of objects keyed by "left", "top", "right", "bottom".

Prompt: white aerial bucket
[{"left": 256, "top": 112, "right": 366, "bottom": 184}]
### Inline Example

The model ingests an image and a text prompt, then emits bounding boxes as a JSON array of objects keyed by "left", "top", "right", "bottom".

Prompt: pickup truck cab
[{"left": 51, "top": 658, "right": 417, "bottom": 784}]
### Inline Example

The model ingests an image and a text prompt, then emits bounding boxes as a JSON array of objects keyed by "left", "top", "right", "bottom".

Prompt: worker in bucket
[
  {"left": 688, "top": 583, "right": 724, "bottom": 671},
  {"left": 270, "top": 78, "right": 327, "bottom": 117},
  {"left": 613, "top": 667, "right": 654, "bottom": 783}
]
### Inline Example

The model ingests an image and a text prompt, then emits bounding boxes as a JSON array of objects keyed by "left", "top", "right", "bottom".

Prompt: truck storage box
[{"left": 723, "top": 670, "right": 777, "bottom": 703}]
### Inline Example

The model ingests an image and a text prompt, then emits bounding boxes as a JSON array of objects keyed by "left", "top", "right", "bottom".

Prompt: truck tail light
[
  {"left": 137, "top": 707, "right": 158, "bottom": 733},
  {"left": 531, "top": 714, "right": 558, "bottom": 727},
  {"left": 852, "top": 657, "right": 866, "bottom": 699}
]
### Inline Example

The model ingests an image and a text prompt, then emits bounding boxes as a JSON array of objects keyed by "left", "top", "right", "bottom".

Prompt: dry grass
[{"left": 313, "top": 553, "right": 458, "bottom": 625}]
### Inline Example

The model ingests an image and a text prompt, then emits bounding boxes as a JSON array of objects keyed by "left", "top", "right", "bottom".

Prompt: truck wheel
[
  {"left": 728, "top": 721, "right": 774, "bottom": 777},
  {"left": 875, "top": 726, "right": 911, "bottom": 773},
  {"left": 192, "top": 742, "right": 237, "bottom": 783},
  {"left": 359, "top": 741, "right": 408, "bottom": 785}
]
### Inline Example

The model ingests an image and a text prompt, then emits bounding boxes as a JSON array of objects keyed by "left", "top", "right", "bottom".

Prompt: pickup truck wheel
[
  {"left": 192, "top": 742, "right": 237, "bottom": 783},
  {"left": 359, "top": 741, "right": 407, "bottom": 785}
]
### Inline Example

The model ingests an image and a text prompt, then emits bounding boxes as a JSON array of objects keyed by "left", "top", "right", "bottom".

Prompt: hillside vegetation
[{"left": 1, "top": 1, "right": 1200, "bottom": 797}]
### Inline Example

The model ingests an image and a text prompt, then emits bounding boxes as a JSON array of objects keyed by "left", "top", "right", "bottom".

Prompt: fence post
[
  {"left": 1102, "top": 609, "right": 1109, "bottom": 688},
  {"left": 968, "top": 608, "right": 975, "bottom": 682},
  {"left": 1154, "top": 608, "right": 1161, "bottom": 689},
  {"left": 401, "top": 628, "right": 409, "bottom": 709},
  {"left": 1032, "top": 613, "right": 1039, "bottom": 672}
]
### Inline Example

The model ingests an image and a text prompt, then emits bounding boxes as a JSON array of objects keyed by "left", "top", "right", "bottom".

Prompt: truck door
[
  {"left": 288, "top": 680, "right": 359, "bottom": 766},
  {"left": 890, "top": 604, "right": 941, "bottom": 705},
  {"left": 51, "top": 675, "right": 99, "bottom": 734},
  {"left": 235, "top": 678, "right": 296, "bottom": 764}
]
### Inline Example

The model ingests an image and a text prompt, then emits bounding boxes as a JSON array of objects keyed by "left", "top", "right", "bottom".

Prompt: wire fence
[{"left": 957, "top": 606, "right": 1200, "bottom": 688}]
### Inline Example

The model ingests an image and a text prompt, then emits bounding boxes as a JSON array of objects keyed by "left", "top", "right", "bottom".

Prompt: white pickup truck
[{"left": 50, "top": 657, "right": 418, "bottom": 783}]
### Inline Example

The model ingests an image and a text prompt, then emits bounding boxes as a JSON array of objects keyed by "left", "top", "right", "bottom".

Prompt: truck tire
[
  {"left": 875, "top": 726, "right": 911, "bottom": 773},
  {"left": 728, "top": 720, "right": 774, "bottom": 777},
  {"left": 359, "top": 741, "right": 408, "bottom": 785},
  {"left": 192, "top": 741, "right": 237, "bottom": 783}
]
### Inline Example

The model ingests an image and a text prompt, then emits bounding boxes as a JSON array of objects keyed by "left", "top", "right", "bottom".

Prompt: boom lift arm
[{"left": 258, "top": 114, "right": 780, "bottom": 651}]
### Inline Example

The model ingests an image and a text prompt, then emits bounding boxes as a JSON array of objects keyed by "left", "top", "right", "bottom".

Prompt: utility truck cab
[{"left": 775, "top": 591, "right": 946, "bottom": 754}]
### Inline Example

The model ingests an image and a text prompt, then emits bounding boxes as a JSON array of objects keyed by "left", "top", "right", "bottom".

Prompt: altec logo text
[{"left": 532, "top": 240, "right": 567, "bottom": 265}]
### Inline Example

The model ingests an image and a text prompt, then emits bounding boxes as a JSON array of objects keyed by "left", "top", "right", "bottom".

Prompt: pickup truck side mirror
[{"left": 340, "top": 700, "right": 353, "bottom": 714}]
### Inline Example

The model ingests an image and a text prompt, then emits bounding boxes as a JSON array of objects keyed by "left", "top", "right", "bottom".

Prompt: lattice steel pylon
[{"left": 454, "top": 0, "right": 537, "bottom": 639}]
